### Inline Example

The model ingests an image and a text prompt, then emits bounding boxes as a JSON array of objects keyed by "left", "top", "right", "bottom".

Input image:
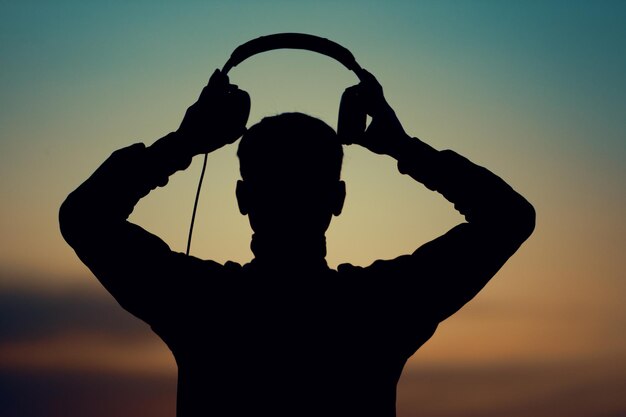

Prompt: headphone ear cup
[{"left": 337, "top": 87, "right": 366, "bottom": 145}]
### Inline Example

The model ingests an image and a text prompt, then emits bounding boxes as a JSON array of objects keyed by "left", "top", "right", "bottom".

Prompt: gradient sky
[{"left": 1, "top": 1, "right": 625, "bottom": 416}]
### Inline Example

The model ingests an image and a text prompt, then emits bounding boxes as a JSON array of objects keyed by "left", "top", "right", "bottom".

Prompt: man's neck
[{"left": 250, "top": 232, "right": 329, "bottom": 270}]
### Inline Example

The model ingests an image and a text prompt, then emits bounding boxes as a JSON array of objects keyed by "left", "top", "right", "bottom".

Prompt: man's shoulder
[
  {"left": 337, "top": 254, "right": 415, "bottom": 276},
  {"left": 166, "top": 254, "right": 244, "bottom": 281}
]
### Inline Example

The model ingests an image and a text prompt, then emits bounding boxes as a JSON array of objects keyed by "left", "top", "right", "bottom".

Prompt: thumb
[{"left": 208, "top": 68, "right": 229, "bottom": 86}]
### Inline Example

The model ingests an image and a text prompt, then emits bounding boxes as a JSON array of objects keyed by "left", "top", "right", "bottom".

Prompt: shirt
[{"left": 59, "top": 133, "right": 535, "bottom": 416}]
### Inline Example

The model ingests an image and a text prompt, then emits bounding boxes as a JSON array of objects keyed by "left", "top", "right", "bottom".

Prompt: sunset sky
[{"left": 1, "top": 1, "right": 625, "bottom": 416}]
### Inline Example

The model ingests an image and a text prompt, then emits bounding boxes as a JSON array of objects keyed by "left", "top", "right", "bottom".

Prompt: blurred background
[{"left": 1, "top": 1, "right": 624, "bottom": 416}]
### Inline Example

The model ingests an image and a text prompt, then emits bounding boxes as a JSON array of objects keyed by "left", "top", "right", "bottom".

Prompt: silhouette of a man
[{"left": 60, "top": 70, "right": 535, "bottom": 416}]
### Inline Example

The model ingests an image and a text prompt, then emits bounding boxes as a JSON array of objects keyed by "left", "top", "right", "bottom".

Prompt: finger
[
  {"left": 198, "top": 76, "right": 231, "bottom": 102},
  {"left": 225, "top": 87, "right": 250, "bottom": 105},
  {"left": 197, "top": 84, "right": 217, "bottom": 102},
  {"left": 359, "top": 71, "right": 384, "bottom": 98},
  {"left": 208, "top": 68, "right": 229, "bottom": 87},
  {"left": 342, "top": 84, "right": 362, "bottom": 100},
  {"left": 232, "top": 126, "right": 248, "bottom": 142},
  {"left": 360, "top": 69, "right": 380, "bottom": 86},
  {"left": 222, "top": 125, "right": 248, "bottom": 146},
  {"left": 340, "top": 130, "right": 366, "bottom": 146}
]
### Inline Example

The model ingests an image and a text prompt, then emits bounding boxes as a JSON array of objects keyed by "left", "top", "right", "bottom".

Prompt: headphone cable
[{"left": 186, "top": 153, "right": 208, "bottom": 256}]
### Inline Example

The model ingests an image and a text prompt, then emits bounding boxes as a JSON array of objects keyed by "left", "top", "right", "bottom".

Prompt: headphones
[{"left": 187, "top": 33, "right": 368, "bottom": 255}]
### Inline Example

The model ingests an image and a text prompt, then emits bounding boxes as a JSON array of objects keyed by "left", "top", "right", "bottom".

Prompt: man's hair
[{"left": 237, "top": 113, "right": 343, "bottom": 183}]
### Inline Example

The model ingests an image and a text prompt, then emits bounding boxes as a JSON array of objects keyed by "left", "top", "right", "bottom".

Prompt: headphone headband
[
  {"left": 222, "top": 33, "right": 365, "bottom": 80},
  {"left": 187, "top": 33, "right": 367, "bottom": 256}
]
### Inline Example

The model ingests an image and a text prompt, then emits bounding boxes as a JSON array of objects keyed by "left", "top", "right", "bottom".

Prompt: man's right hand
[{"left": 178, "top": 69, "right": 251, "bottom": 156}]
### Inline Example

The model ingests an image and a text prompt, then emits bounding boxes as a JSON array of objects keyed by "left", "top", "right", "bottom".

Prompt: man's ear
[
  {"left": 236, "top": 180, "right": 249, "bottom": 215},
  {"left": 332, "top": 180, "right": 346, "bottom": 216}
]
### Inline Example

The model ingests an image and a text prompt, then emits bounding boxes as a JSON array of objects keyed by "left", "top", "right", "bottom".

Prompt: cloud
[
  {"left": 0, "top": 285, "right": 175, "bottom": 376},
  {"left": 0, "top": 286, "right": 625, "bottom": 417},
  {"left": 0, "top": 285, "right": 150, "bottom": 344},
  {"left": 0, "top": 369, "right": 176, "bottom": 417},
  {"left": 1, "top": 363, "right": 624, "bottom": 417},
  {"left": 397, "top": 362, "right": 626, "bottom": 417}
]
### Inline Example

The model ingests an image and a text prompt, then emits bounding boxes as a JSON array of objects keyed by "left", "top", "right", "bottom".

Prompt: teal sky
[
  {"left": 2, "top": 1, "right": 624, "bottom": 274},
  {"left": 1, "top": 1, "right": 625, "bottom": 416}
]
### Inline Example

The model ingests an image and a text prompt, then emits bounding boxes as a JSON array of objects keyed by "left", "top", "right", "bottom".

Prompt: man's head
[{"left": 236, "top": 113, "right": 345, "bottom": 237}]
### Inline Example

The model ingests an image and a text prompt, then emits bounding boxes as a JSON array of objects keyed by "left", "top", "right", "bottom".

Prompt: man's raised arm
[
  {"left": 342, "top": 71, "right": 535, "bottom": 323},
  {"left": 59, "top": 70, "right": 250, "bottom": 324}
]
